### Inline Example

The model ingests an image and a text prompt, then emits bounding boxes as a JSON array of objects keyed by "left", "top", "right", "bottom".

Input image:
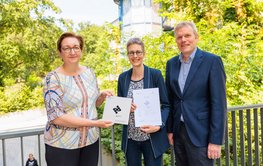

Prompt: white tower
[{"left": 113, "top": 0, "right": 162, "bottom": 39}]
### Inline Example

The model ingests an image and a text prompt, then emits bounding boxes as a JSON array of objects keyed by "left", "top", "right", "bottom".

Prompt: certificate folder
[
  {"left": 133, "top": 88, "right": 162, "bottom": 127},
  {"left": 102, "top": 96, "right": 132, "bottom": 125}
]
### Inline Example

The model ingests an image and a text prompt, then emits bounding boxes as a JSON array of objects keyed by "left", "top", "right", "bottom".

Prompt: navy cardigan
[{"left": 117, "top": 65, "right": 170, "bottom": 158}]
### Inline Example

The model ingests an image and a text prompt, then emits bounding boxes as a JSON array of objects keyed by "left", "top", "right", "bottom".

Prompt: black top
[{"left": 25, "top": 158, "right": 38, "bottom": 166}]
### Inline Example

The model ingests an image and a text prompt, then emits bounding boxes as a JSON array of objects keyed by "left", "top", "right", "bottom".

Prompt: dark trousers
[
  {"left": 174, "top": 122, "right": 214, "bottom": 166},
  {"left": 45, "top": 140, "right": 99, "bottom": 166},
  {"left": 125, "top": 139, "right": 162, "bottom": 166}
]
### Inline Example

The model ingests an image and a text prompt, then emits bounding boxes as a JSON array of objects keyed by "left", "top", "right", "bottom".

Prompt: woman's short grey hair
[
  {"left": 174, "top": 21, "right": 198, "bottom": 37},
  {"left": 126, "top": 37, "right": 145, "bottom": 53}
]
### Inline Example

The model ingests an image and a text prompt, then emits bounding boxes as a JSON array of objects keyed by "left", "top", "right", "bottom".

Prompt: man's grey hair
[{"left": 174, "top": 21, "right": 198, "bottom": 37}]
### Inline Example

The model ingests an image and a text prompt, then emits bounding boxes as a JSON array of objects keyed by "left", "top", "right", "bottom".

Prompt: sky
[{"left": 48, "top": 0, "right": 119, "bottom": 25}]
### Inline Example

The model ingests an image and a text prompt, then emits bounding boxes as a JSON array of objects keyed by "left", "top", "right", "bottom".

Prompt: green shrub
[{"left": 0, "top": 83, "right": 43, "bottom": 114}]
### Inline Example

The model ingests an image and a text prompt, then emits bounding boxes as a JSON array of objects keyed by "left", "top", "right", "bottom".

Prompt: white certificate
[
  {"left": 102, "top": 96, "right": 132, "bottom": 125},
  {"left": 133, "top": 88, "right": 162, "bottom": 127}
]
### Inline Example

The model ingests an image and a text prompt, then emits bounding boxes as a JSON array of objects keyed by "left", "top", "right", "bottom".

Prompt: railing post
[
  {"left": 38, "top": 134, "right": 41, "bottom": 166},
  {"left": 253, "top": 108, "right": 260, "bottom": 166},
  {"left": 231, "top": 111, "right": 237, "bottom": 166},
  {"left": 99, "top": 128, "right": 102, "bottom": 166},
  {"left": 246, "top": 109, "right": 253, "bottom": 166},
  {"left": 216, "top": 158, "right": 221, "bottom": 166},
  {"left": 260, "top": 108, "right": 263, "bottom": 164},
  {"left": 21, "top": 137, "right": 24, "bottom": 166},
  {"left": 225, "top": 115, "right": 229, "bottom": 166},
  {"left": 239, "top": 110, "right": 245, "bottom": 166},
  {"left": 2, "top": 139, "right": 6, "bottom": 166},
  {"left": 170, "top": 145, "right": 175, "bottom": 166},
  {"left": 111, "top": 126, "right": 116, "bottom": 166}
]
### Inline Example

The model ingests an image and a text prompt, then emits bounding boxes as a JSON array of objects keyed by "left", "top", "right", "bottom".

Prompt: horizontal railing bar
[
  {"left": 227, "top": 104, "right": 263, "bottom": 112},
  {"left": 0, "top": 126, "right": 44, "bottom": 139}
]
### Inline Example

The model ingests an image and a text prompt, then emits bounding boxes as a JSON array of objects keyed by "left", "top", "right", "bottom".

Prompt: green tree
[
  {"left": 155, "top": 0, "right": 263, "bottom": 105},
  {"left": 0, "top": 0, "right": 63, "bottom": 87},
  {"left": 0, "top": 0, "right": 69, "bottom": 113},
  {"left": 78, "top": 23, "right": 124, "bottom": 92}
]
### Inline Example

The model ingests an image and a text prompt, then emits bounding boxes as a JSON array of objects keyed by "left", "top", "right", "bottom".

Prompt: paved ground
[{"left": 0, "top": 109, "right": 47, "bottom": 133}]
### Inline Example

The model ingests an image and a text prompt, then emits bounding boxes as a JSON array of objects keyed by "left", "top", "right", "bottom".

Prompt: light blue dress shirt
[{"left": 178, "top": 48, "right": 197, "bottom": 122}]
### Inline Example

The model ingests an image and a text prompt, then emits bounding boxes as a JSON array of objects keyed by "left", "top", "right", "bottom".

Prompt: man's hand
[
  {"left": 207, "top": 143, "right": 221, "bottom": 160},
  {"left": 168, "top": 133, "right": 174, "bottom": 145}
]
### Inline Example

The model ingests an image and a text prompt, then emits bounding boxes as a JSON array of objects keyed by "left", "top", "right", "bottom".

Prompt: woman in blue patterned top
[
  {"left": 117, "top": 38, "right": 170, "bottom": 166},
  {"left": 43, "top": 32, "right": 113, "bottom": 166}
]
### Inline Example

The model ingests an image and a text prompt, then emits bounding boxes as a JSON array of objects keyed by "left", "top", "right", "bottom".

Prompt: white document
[
  {"left": 102, "top": 96, "right": 132, "bottom": 125},
  {"left": 133, "top": 88, "right": 162, "bottom": 127}
]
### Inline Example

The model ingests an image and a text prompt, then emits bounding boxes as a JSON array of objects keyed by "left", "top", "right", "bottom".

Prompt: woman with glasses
[
  {"left": 43, "top": 32, "right": 113, "bottom": 166},
  {"left": 117, "top": 37, "right": 170, "bottom": 166}
]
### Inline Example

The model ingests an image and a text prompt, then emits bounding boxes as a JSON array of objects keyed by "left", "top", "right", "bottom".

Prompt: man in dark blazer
[{"left": 166, "top": 21, "right": 227, "bottom": 166}]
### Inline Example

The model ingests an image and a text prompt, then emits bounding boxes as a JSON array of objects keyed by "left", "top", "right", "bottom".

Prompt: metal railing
[
  {"left": 110, "top": 104, "right": 263, "bottom": 166},
  {"left": 0, "top": 128, "right": 104, "bottom": 166},
  {"left": 0, "top": 104, "right": 263, "bottom": 166},
  {"left": 217, "top": 104, "right": 263, "bottom": 166},
  {"left": 0, "top": 127, "right": 44, "bottom": 166}
]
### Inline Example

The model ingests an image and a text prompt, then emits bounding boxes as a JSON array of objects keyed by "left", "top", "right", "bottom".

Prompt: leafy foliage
[
  {"left": 0, "top": 0, "right": 64, "bottom": 87},
  {"left": 77, "top": 23, "right": 128, "bottom": 93},
  {"left": 0, "top": 83, "right": 43, "bottom": 114},
  {"left": 155, "top": 0, "right": 263, "bottom": 105}
]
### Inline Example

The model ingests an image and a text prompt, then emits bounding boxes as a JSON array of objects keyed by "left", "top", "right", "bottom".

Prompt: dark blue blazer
[
  {"left": 166, "top": 48, "right": 227, "bottom": 147},
  {"left": 117, "top": 65, "right": 170, "bottom": 158}
]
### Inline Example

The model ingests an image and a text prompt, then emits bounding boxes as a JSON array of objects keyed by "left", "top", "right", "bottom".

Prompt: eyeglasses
[
  {"left": 61, "top": 46, "right": 81, "bottom": 53},
  {"left": 128, "top": 50, "right": 143, "bottom": 57}
]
